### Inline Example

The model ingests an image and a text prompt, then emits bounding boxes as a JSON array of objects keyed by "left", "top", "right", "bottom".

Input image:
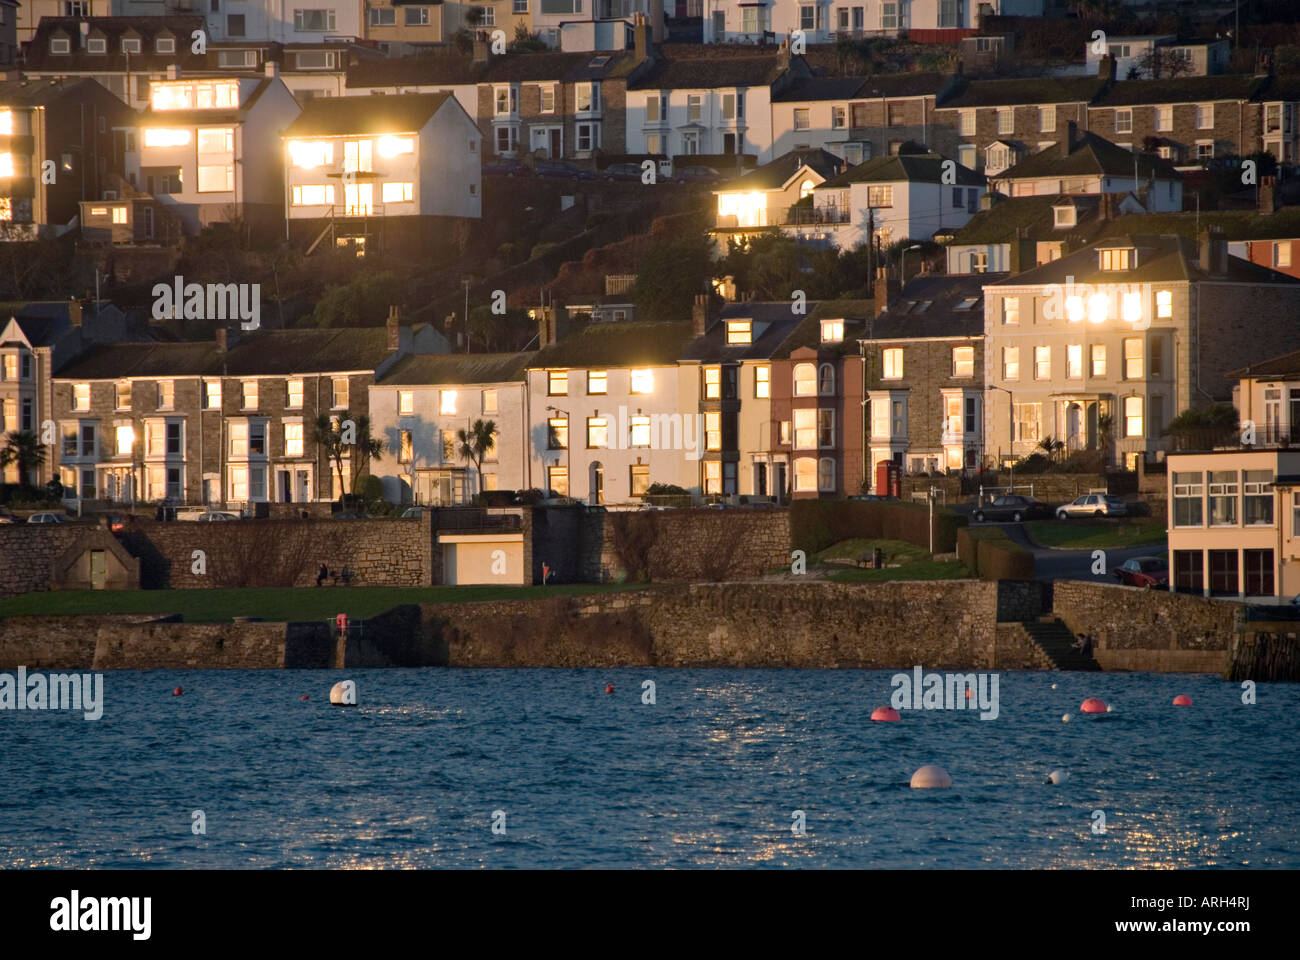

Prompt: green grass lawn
[
  {"left": 816, "top": 538, "right": 970, "bottom": 583},
  {"left": 0, "top": 583, "right": 644, "bottom": 623},
  {"left": 1024, "top": 519, "right": 1167, "bottom": 550}
]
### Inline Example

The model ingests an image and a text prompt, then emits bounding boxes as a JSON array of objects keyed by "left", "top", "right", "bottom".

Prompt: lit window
[
  {"left": 291, "top": 184, "right": 334, "bottom": 206},
  {"left": 548, "top": 371, "right": 567, "bottom": 395},
  {"left": 482, "top": 390, "right": 498, "bottom": 414},
  {"left": 397, "top": 429, "right": 412, "bottom": 463},
  {"left": 821, "top": 319, "right": 844, "bottom": 343},
  {"left": 705, "top": 411, "right": 722, "bottom": 451},
  {"left": 631, "top": 464, "right": 650, "bottom": 496},
  {"left": 1124, "top": 338, "right": 1143, "bottom": 379},
  {"left": 725, "top": 320, "right": 752, "bottom": 344},
  {"left": 1034, "top": 346, "right": 1051, "bottom": 380},
  {"left": 116, "top": 381, "right": 131, "bottom": 409},
  {"left": 287, "top": 379, "right": 303, "bottom": 408},
  {"left": 587, "top": 416, "right": 608, "bottom": 448},
  {"left": 1002, "top": 297, "right": 1019, "bottom": 325},
  {"left": 587, "top": 370, "right": 607, "bottom": 395},
  {"left": 115, "top": 424, "right": 135, "bottom": 456},
  {"left": 204, "top": 380, "right": 222, "bottom": 408},
  {"left": 1066, "top": 344, "right": 1082, "bottom": 380},
  {"left": 1091, "top": 344, "right": 1106, "bottom": 378},
  {"left": 143, "top": 128, "right": 191, "bottom": 148},
  {"left": 630, "top": 416, "right": 651, "bottom": 447},
  {"left": 111, "top": 207, "right": 128, "bottom": 224},
  {"left": 440, "top": 390, "right": 457, "bottom": 415},
  {"left": 398, "top": 390, "right": 413, "bottom": 414},
  {"left": 1276, "top": 243, "right": 1292, "bottom": 269},
  {"left": 547, "top": 418, "right": 568, "bottom": 449},
  {"left": 288, "top": 140, "right": 332, "bottom": 168},
  {"left": 630, "top": 369, "right": 653, "bottom": 394},
  {"left": 382, "top": 181, "right": 414, "bottom": 203},
  {"left": 819, "top": 364, "right": 835, "bottom": 395},
  {"left": 868, "top": 185, "right": 893, "bottom": 208},
  {"left": 332, "top": 377, "right": 349, "bottom": 408},
  {"left": 794, "top": 362, "right": 817, "bottom": 395},
  {"left": 754, "top": 365, "right": 770, "bottom": 398},
  {"left": 285, "top": 422, "right": 304, "bottom": 457},
  {"left": 1101, "top": 248, "right": 1130, "bottom": 271},
  {"left": 1122, "top": 291, "right": 1143, "bottom": 324},
  {"left": 794, "top": 457, "right": 818, "bottom": 492},
  {"left": 1088, "top": 293, "right": 1109, "bottom": 324},
  {"left": 794, "top": 408, "right": 817, "bottom": 449},
  {"left": 242, "top": 381, "right": 258, "bottom": 409},
  {"left": 377, "top": 136, "right": 415, "bottom": 158},
  {"left": 704, "top": 367, "right": 721, "bottom": 399},
  {"left": 1124, "top": 396, "right": 1143, "bottom": 437},
  {"left": 952, "top": 346, "right": 974, "bottom": 377},
  {"left": 1066, "top": 296, "right": 1085, "bottom": 323},
  {"left": 882, "top": 349, "right": 903, "bottom": 380},
  {"left": 1003, "top": 346, "right": 1019, "bottom": 380}
]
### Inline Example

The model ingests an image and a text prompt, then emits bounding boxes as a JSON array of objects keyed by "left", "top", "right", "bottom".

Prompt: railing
[
  {"left": 431, "top": 506, "right": 523, "bottom": 533},
  {"left": 714, "top": 208, "right": 851, "bottom": 229}
]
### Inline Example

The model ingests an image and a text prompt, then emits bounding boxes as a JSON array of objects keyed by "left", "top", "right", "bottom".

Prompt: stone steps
[{"left": 1021, "top": 618, "right": 1102, "bottom": 671}]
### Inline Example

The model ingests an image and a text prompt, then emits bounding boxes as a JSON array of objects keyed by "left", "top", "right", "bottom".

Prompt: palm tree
[
  {"left": 312, "top": 411, "right": 383, "bottom": 503},
  {"left": 1, "top": 430, "right": 46, "bottom": 487},
  {"left": 457, "top": 419, "right": 497, "bottom": 499},
  {"left": 1038, "top": 436, "right": 1065, "bottom": 462}
]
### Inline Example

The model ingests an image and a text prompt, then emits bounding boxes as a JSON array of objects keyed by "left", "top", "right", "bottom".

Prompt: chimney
[
  {"left": 473, "top": 30, "right": 490, "bottom": 64},
  {"left": 633, "top": 13, "right": 650, "bottom": 63},
  {"left": 874, "top": 266, "right": 898, "bottom": 318},
  {"left": 265, "top": 60, "right": 279, "bottom": 79},
  {"left": 777, "top": 37, "right": 791, "bottom": 72},
  {"left": 1064, "top": 120, "right": 1078, "bottom": 153},
  {"left": 1199, "top": 227, "right": 1228, "bottom": 277},
  {"left": 1099, "top": 53, "right": 1116, "bottom": 81},
  {"left": 650, "top": 0, "right": 665, "bottom": 44},
  {"left": 1260, "top": 175, "right": 1278, "bottom": 216},
  {"left": 537, "top": 307, "right": 557, "bottom": 348},
  {"left": 68, "top": 297, "right": 82, "bottom": 328},
  {"left": 215, "top": 328, "right": 227, "bottom": 353},
  {"left": 166, "top": 64, "right": 180, "bottom": 80},
  {"left": 691, "top": 294, "right": 709, "bottom": 337},
  {"left": 387, "top": 305, "right": 402, "bottom": 352}
]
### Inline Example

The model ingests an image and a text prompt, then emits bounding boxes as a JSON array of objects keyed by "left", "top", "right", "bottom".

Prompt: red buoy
[
  {"left": 1172, "top": 694, "right": 1192, "bottom": 706},
  {"left": 301, "top": 694, "right": 310, "bottom": 701},
  {"left": 605, "top": 684, "right": 614, "bottom": 694},
  {"left": 173, "top": 687, "right": 183, "bottom": 696},
  {"left": 1081, "top": 697, "right": 1107, "bottom": 713},
  {"left": 870, "top": 706, "right": 901, "bottom": 722}
]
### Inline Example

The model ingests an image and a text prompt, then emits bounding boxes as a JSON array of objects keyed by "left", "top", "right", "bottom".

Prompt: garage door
[{"left": 442, "top": 540, "right": 525, "bottom": 585}]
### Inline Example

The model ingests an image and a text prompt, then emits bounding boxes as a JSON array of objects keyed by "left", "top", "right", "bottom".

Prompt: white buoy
[
  {"left": 330, "top": 679, "right": 357, "bottom": 706},
  {"left": 1046, "top": 769, "right": 1069, "bottom": 785},
  {"left": 1051, "top": 683, "right": 1058, "bottom": 690},
  {"left": 1061, "top": 713, "right": 1071, "bottom": 723},
  {"left": 910, "top": 765, "right": 953, "bottom": 789}
]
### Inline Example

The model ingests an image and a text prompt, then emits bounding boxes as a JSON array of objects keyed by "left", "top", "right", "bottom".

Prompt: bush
[{"left": 790, "top": 500, "right": 966, "bottom": 556}]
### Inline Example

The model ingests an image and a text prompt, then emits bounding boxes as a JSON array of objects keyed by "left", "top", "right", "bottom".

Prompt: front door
[
  {"left": 755, "top": 462, "right": 767, "bottom": 497},
  {"left": 774, "top": 462, "right": 787, "bottom": 504},
  {"left": 297, "top": 469, "right": 311, "bottom": 502},
  {"left": 713, "top": 11, "right": 725, "bottom": 37},
  {"left": 278, "top": 469, "right": 292, "bottom": 502},
  {"left": 90, "top": 550, "right": 106, "bottom": 590},
  {"left": 550, "top": 128, "right": 562, "bottom": 159}
]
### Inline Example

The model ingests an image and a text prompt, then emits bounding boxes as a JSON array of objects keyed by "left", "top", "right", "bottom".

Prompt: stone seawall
[{"left": 1053, "top": 580, "right": 1239, "bottom": 652}]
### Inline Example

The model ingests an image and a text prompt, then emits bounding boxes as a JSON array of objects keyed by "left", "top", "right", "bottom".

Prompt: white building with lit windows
[
  {"left": 281, "top": 91, "right": 481, "bottom": 251},
  {"left": 982, "top": 231, "right": 1300, "bottom": 471},
  {"left": 125, "top": 64, "right": 301, "bottom": 235}
]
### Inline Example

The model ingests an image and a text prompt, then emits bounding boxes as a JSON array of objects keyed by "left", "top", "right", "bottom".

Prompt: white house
[
  {"left": 369, "top": 352, "right": 533, "bottom": 504},
  {"left": 526, "top": 316, "right": 698, "bottom": 504},
  {"left": 126, "top": 64, "right": 301, "bottom": 235},
  {"left": 991, "top": 124, "right": 1183, "bottom": 213},
  {"left": 801, "top": 151, "right": 985, "bottom": 250},
  {"left": 113, "top": 0, "right": 363, "bottom": 44},
  {"left": 701, "top": 0, "right": 1044, "bottom": 44},
  {"left": 709, "top": 147, "right": 845, "bottom": 248},
  {"left": 281, "top": 91, "right": 481, "bottom": 251},
  {"left": 1084, "top": 35, "right": 1228, "bottom": 81}
]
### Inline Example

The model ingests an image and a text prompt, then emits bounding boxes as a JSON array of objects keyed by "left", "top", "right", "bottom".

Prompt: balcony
[
  {"left": 714, "top": 207, "right": 851, "bottom": 229},
  {"left": 431, "top": 506, "right": 524, "bottom": 533}
]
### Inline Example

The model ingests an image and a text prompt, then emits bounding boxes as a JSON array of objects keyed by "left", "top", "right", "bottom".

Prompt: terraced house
[
  {"left": 49, "top": 320, "right": 448, "bottom": 509},
  {"left": 982, "top": 232, "right": 1300, "bottom": 471}
]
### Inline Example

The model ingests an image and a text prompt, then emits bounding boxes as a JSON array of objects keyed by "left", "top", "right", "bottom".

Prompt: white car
[
  {"left": 195, "top": 511, "right": 239, "bottom": 522},
  {"left": 1056, "top": 494, "right": 1129, "bottom": 519},
  {"left": 27, "top": 512, "right": 68, "bottom": 524}
]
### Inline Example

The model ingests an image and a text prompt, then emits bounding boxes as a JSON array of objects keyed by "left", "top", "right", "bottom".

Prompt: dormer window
[
  {"left": 157, "top": 38, "right": 176, "bottom": 54},
  {"left": 1053, "top": 205, "right": 1076, "bottom": 228},
  {"left": 725, "top": 320, "right": 752, "bottom": 345},
  {"left": 50, "top": 37, "right": 70, "bottom": 54},
  {"left": 954, "top": 298, "right": 979, "bottom": 311},
  {"left": 122, "top": 38, "right": 142, "bottom": 54},
  {"left": 1100, "top": 248, "right": 1132, "bottom": 271},
  {"left": 86, "top": 37, "right": 107, "bottom": 54},
  {"left": 820, "top": 319, "right": 844, "bottom": 343}
]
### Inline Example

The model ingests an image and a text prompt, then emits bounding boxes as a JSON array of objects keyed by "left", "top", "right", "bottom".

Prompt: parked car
[
  {"left": 0, "top": 511, "right": 14, "bottom": 524},
  {"left": 849, "top": 494, "right": 900, "bottom": 502},
  {"left": 483, "top": 159, "right": 527, "bottom": 177},
  {"left": 1056, "top": 494, "right": 1129, "bottom": 519},
  {"left": 603, "top": 162, "right": 644, "bottom": 181},
  {"left": 1112, "top": 556, "right": 1169, "bottom": 588},
  {"left": 195, "top": 511, "right": 239, "bottom": 522},
  {"left": 535, "top": 159, "right": 595, "bottom": 180},
  {"left": 400, "top": 507, "right": 425, "bottom": 519},
  {"left": 971, "top": 495, "right": 1052, "bottom": 523},
  {"left": 674, "top": 165, "right": 722, "bottom": 183},
  {"left": 27, "top": 512, "right": 68, "bottom": 524}
]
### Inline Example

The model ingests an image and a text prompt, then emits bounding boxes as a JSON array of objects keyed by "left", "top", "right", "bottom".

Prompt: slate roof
[
  {"left": 994, "top": 129, "right": 1180, "bottom": 182},
  {"left": 529, "top": 321, "right": 695, "bottom": 369},
  {"left": 680, "top": 303, "right": 804, "bottom": 362},
  {"left": 772, "top": 76, "right": 869, "bottom": 102},
  {"left": 377, "top": 351, "right": 534, "bottom": 385},
  {"left": 23, "top": 17, "right": 208, "bottom": 73},
  {"left": 0, "top": 78, "right": 108, "bottom": 107},
  {"left": 937, "top": 77, "right": 1106, "bottom": 108},
  {"left": 627, "top": 54, "right": 791, "bottom": 90},
  {"left": 283, "top": 92, "right": 456, "bottom": 137},
  {"left": 948, "top": 195, "right": 1102, "bottom": 244},
  {"left": 818, "top": 152, "right": 984, "bottom": 188},
  {"left": 1094, "top": 75, "right": 1265, "bottom": 106},
  {"left": 714, "top": 149, "right": 844, "bottom": 193},
  {"left": 776, "top": 300, "right": 874, "bottom": 357},
  {"left": 346, "top": 50, "right": 640, "bottom": 89},
  {"left": 1098, "top": 207, "right": 1300, "bottom": 242},
  {"left": 988, "top": 235, "right": 1300, "bottom": 287},
  {"left": 1228, "top": 349, "right": 1300, "bottom": 380},
  {"left": 866, "top": 275, "right": 1002, "bottom": 340}
]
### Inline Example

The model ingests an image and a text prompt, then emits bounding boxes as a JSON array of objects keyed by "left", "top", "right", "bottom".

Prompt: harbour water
[{"left": 2, "top": 669, "right": 1295, "bottom": 868}]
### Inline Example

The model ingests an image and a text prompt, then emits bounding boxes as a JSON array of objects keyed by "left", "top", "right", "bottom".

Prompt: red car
[{"left": 1112, "top": 556, "right": 1169, "bottom": 588}]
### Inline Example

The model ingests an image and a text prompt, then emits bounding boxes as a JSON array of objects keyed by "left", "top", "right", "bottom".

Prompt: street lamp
[
  {"left": 987, "top": 384, "right": 1014, "bottom": 494},
  {"left": 900, "top": 243, "right": 921, "bottom": 286}
]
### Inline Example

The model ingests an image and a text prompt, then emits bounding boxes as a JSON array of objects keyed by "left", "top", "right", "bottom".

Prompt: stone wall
[
  {"left": 0, "top": 526, "right": 91, "bottom": 598},
  {"left": 1052, "top": 580, "right": 1240, "bottom": 652},
  {"left": 585, "top": 508, "right": 792, "bottom": 583},
  {"left": 0, "top": 614, "right": 332, "bottom": 670}
]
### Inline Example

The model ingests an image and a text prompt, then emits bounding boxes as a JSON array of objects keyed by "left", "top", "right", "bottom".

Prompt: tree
[
  {"left": 1, "top": 431, "right": 46, "bottom": 486},
  {"left": 632, "top": 231, "right": 716, "bottom": 323},
  {"left": 1165, "top": 403, "right": 1239, "bottom": 451},
  {"left": 1038, "top": 436, "right": 1065, "bottom": 462},
  {"left": 1136, "top": 46, "right": 1193, "bottom": 80},
  {"left": 309, "top": 271, "right": 407, "bottom": 328},
  {"left": 312, "top": 411, "right": 383, "bottom": 502},
  {"left": 457, "top": 419, "right": 497, "bottom": 496}
]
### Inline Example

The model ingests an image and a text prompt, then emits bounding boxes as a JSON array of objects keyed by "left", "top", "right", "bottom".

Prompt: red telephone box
[{"left": 875, "top": 460, "right": 901, "bottom": 498}]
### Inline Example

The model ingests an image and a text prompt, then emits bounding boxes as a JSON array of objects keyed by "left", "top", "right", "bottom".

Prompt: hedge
[
  {"left": 957, "top": 526, "right": 1036, "bottom": 580},
  {"left": 790, "top": 500, "right": 967, "bottom": 556}
]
